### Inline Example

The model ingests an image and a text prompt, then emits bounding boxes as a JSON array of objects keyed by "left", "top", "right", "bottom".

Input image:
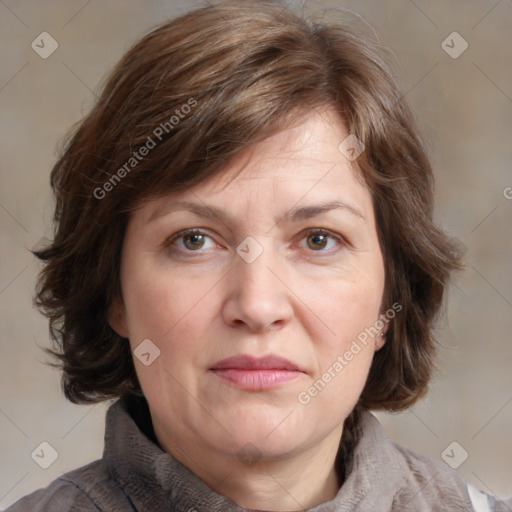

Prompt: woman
[{"left": 6, "top": 1, "right": 510, "bottom": 511}]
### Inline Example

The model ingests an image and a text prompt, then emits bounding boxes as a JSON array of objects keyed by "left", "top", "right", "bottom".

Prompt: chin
[{"left": 214, "top": 404, "right": 317, "bottom": 456}]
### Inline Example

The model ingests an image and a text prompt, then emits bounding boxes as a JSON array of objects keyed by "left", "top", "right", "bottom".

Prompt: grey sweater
[{"left": 6, "top": 393, "right": 510, "bottom": 511}]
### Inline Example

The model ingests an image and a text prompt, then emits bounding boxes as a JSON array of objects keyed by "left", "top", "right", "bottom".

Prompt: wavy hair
[{"left": 34, "top": 0, "right": 463, "bottom": 408}]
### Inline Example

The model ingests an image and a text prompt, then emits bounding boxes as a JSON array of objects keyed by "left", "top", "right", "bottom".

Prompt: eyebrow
[{"left": 148, "top": 199, "right": 365, "bottom": 224}]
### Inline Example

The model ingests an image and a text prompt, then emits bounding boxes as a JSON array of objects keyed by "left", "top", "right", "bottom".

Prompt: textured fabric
[{"left": 6, "top": 393, "right": 511, "bottom": 511}]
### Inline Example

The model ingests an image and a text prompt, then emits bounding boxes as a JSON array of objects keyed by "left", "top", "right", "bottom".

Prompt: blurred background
[{"left": 1, "top": 0, "right": 511, "bottom": 508}]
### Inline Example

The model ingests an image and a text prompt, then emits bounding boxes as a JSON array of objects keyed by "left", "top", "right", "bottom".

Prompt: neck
[
  {"left": 215, "top": 447, "right": 341, "bottom": 511},
  {"left": 156, "top": 424, "right": 344, "bottom": 511}
]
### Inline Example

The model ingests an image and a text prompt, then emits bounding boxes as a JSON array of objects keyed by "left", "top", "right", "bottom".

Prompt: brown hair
[{"left": 34, "top": 0, "right": 462, "bottom": 409}]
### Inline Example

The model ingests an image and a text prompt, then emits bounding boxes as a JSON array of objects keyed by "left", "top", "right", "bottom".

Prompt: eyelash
[{"left": 164, "top": 228, "right": 346, "bottom": 256}]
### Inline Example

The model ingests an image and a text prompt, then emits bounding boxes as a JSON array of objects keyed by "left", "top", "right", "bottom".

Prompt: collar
[{"left": 102, "top": 393, "right": 406, "bottom": 511}]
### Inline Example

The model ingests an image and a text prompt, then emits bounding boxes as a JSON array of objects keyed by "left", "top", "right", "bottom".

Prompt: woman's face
[{"left": 111, "top": 108, "right": 386, "bottom": 467}]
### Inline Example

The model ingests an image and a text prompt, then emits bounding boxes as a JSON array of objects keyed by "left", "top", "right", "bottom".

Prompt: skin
[{"left": 109, "top": 108, "right": 387, "bottom": 511}]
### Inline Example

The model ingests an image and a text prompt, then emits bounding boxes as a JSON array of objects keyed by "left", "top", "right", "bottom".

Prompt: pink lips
[{"left": 210, "top": 355, "right": 304, "bottom": 390}]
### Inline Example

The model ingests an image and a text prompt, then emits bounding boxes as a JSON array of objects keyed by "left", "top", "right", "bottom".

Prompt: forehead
[
  {"left": 136, "top": 108, "right": 372, "bottom": 223},
  {"left": 215, "top": 108, "right": 360, "bottom": 182}
]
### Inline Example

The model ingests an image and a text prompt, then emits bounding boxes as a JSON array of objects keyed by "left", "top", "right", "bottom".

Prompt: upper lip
[{"left": 211, "top": 354, "right": 303, "bottom": 372}]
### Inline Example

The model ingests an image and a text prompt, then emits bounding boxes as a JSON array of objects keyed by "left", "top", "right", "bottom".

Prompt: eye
[
  {"left": 164, "top": 228, "right": 345, "bottom": 256},
  {"left": 300, "top": 229, "right": 344, "bottom": 252},
  {"left": 165, "top": 229, "right": 217, "bottom": 252}
]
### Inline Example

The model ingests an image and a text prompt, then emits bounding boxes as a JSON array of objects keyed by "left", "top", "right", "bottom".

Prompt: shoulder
[
  {"left": 389, "top": 440, "right": 474, "bottom": 508},
  {"left": 353, "top": 410, "right": 512, "bottom": 511},
  {"left": 4, "top": 459, "right": 132, "bottom": 512},
  {"left": 377, "top": 423, "right": 511, "bottom": 511}
]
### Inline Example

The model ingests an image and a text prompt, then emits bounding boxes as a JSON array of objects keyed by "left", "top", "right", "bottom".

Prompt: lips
[
  {"left": 211, "top": 354, "right": 301, "bottom": 371},
  {"left": 210, "top": 355, "right": 304, "bottom": 390}
]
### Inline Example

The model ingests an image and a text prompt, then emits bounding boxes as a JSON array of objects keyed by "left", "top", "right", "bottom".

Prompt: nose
[{"left": 221, "top": 243, "right": 294, "bottom": 333}]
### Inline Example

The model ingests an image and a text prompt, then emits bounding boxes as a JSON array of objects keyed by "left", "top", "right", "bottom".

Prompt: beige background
[{"left": 1, "top": 0, "right": 511, "bottom": 508}]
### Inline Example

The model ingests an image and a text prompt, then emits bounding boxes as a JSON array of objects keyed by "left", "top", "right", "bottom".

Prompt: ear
[
  {"left": 107, "top": 296, "right": 129, "bottom": 338},
  {"left": 375, "top": 314, "right": 389, "bottom": 351},
  {"left": 375, "top": 332, "right": 386, "bottom": 351}
]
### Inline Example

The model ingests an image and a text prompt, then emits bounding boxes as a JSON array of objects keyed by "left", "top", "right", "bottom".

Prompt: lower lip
[{"left": 211, "top": 369, "right": 302, "bottom": 390}]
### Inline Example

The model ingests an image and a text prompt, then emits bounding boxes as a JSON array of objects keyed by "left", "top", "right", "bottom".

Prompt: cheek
[
  {"left": 297, "top": 279, "right": 380, "bottom": 417},
  {"left": 307, "top": 270, "right": 384, "bottom": 341},
  {"left": 298, "top": 261, "right": 384, "bottom": 393},
  {"left": 121, "top": 270, "right": 224, "bottom": 385},
  {"left": 121, "top": 255, "right": 211, "bottom": 338},
  {"left": 121, "top": 268, "right": 215, "bottom": 396}
]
